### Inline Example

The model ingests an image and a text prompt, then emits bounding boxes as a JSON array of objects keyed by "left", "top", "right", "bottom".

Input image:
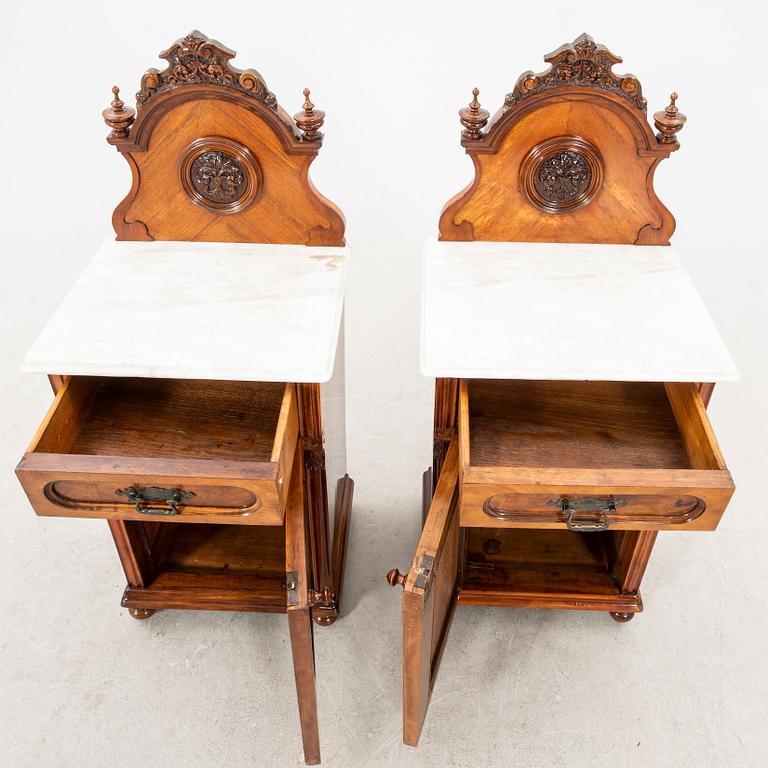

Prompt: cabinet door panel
[
  {"left": 403, "top": 438, "right": 460, "bottom": 747},
  {"left": 285, "top": 453, "right": 321, "bottom": 765}
]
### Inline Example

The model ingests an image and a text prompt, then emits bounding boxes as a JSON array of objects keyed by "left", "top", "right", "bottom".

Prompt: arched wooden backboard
[
  {"left": 103, "top": 31, "right": 345, "bottom": 246},
  {"left": 439, "top": 33, "right": 686, "bottom": 245}
]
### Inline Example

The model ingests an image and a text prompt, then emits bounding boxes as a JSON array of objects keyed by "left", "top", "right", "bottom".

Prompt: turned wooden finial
[
  {"left": 386, "top": 568, "right": 406, "bottom": 589},
  {"left": 102, "top": 85, "right": 135, "bottom": 138},
  {"left": 654, "top": 92, "right": 687, "bottom": 147},
  {"left": 459, "top": 87, "right": 490, "bottom": 140},
  {"left": 293, "top": 87, "right": 325, "bottom": 142}
]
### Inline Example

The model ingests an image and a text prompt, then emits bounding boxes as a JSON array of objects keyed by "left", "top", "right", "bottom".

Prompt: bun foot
[
  {"left": 313, "top": 611, "right": 337, "bottom": 627},
  {"left": 128, "top": 608, "right": 155, "bottom": 620},
  {"left": 610, "top": 611, "right": 634, "bottom": 623}
]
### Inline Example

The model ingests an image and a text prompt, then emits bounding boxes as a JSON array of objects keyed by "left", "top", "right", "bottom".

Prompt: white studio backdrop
[{"left": 2, "top": 2, "right": 767, "bottom": 767}]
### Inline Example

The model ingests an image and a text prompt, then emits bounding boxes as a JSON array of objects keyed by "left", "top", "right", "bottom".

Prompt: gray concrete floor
[{"left": 1, "top": 232, "right": 766, "bottom": 768}]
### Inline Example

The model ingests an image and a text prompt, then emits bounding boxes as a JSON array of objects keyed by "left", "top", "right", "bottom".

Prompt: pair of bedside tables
[{"left": 15, "top": 30, "right": 737, "bottom": 764}]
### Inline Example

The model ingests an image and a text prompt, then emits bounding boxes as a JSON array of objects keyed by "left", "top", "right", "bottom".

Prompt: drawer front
[
  {"left": 16, "top": 454, "right": 289, "bottom": 526},
  {"left": 459, "top": 381, "right": 736, "bottom": 533},
  {"left": 16, "top": 376, "right": 299, "bottom": 526},
  {"left": 460, "top": 470, "right": 735, "bottom": 532}
]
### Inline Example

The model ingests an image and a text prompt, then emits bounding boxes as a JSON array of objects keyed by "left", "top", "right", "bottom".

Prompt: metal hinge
[
  {"left": 285, "top": 571, "right": 299, "bottom": 607},
  {"left": 286, "top": 574, "right": 336, "bottom": 610},
  {"left": 414, "top": 554, "right": 436, "bottom": 595}
]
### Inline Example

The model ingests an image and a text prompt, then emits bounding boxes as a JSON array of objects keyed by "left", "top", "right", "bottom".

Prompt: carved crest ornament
[
  {"left": 136, "top": 30, "right": 278, "bottom": 110},
  {"left": 504, "top": 33, "right": 646, "bottom": 114}
]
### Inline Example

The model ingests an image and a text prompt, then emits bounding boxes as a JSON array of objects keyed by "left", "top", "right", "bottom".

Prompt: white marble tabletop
[
  {"left": 24, "top": 240, "right": 349, "bottom": 383},
  {"left": 421, "top": 238, "right": 738, "bottom": 382}
]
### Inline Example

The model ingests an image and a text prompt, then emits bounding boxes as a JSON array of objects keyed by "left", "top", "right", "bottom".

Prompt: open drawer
[
  {"left": 16, "top": 376, "right": 298, "bottom": 525},
  {"left": 459, "top": 379, "right": 734, "bottom": 532}
]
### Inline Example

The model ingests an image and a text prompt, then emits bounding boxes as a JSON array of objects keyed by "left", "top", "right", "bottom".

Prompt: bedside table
[
  {"left": 388, "top": 33, "right": 738, "bottom": 747},
  {"left": 14, "top": 31, "right": 352, "bottom": 765}
]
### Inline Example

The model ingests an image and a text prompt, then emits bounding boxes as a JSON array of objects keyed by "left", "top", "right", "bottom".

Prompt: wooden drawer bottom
[
  {"left": 119, "top": 522, "right": 289, "bottom": 614},
  {"left": 457, "top": 527, "right": 643, "bottom": 614}
]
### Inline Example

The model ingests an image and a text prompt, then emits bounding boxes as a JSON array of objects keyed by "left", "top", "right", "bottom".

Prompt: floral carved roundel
[
  {"left": 533, "top": 150, "right": 592, "bottom": 205},
  {"left": 190, "top": 151, "right": 249, "bottom": 205},
  {"left": 180, "top": 137, "right": 263, "bottom": 214},
  {"left": 521, "top": 137, "right": 603, "bottom": 213}
]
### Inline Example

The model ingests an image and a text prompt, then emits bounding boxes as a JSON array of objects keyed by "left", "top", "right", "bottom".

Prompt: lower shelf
[
  {"left": 458, "top": 528, "right": 642, "bottom": 613},
  {"left": 121, "top": 522, "right": 289, "bottom": 613}
]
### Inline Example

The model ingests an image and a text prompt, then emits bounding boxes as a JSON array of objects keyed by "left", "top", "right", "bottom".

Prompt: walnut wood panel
[
  {"left": 459, "top": 379, "right": 734, "bottom": 531},
  {"left": 16, "top": 376, "right": 299, "bottom": 525},
  {"left": 285, "top": 451, "right": 321, "bottom": 765},
  {"left": 438, "top": 34, "right": 682, "bottom": 245},
  {"left": 403, "top": 439, "right": 460, "bottom": 747},
  {"left": 106, "top": 32, "right": 344, "bottom": 246}
]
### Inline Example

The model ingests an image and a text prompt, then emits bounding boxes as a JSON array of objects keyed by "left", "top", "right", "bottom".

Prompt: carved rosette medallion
[
  {"left": 190, "top": 151, "right": 247, "bottom": 204},
  {"left": 180, "top": 137, "right": 262, "bottom": 214},
  {"left": 521, "top": 136, "right": 603, "bottom": 213},
  {"left": 534, "top": 151, "right": 591, "bottom": 204}
]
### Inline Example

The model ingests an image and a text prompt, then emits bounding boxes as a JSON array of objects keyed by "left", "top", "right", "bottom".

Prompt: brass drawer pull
[
  {"left": 562, "top": 499, "right": 613, "bottom": 532},
  {"left": 116, "top": 486, "right": 196, "bottom": 516}
]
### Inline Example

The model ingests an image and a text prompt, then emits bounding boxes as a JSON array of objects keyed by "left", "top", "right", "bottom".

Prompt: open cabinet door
[
  {"left": 286, "top": 454, "right": 321, "bottom": 765},
  {"left": 403, "top": 438, "right": 461, "bottom": 746}
]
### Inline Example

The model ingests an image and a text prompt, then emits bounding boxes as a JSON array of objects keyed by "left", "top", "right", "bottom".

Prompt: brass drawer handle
[
  {"left": 116, "top": 486, "right": 197, "bottom": 516},
  {"left": 562, "top": 499, "right": 613, "bottom": 532}
]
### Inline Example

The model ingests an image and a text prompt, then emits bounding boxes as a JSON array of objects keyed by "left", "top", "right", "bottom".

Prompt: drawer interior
[
  {"left": 467, "top": 379, "right": 693, "bottom": 469},
  {"left": 36, "top": 377, "right": 286, "bottom": 462}
]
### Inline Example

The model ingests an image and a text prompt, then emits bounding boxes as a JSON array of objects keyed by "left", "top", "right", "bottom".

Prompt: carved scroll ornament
[
  {"left": 504, "top": 33, "right": 646, "bottom": 114},
  {"left": 136, "top": 30, "right": 278, "bottom": 110}
]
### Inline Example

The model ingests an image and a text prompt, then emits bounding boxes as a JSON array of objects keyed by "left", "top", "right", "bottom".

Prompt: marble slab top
[
  {"left": 24, "top": 240, "right": 349, "bottom": 383},
  {"left": 421, "top": 239, "right": 738, "bottom": 382}
]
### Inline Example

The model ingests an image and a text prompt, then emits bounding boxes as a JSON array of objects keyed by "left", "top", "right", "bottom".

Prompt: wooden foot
[
  {"left": 314, "top": 475, "right": 354, "bottom": 627},
  {"left": 313, "top": 610, "right": 336, "bottom": 627},
  {"left": 128, "top": 607, "right": 155, "bottom": 620},
  {"left": 610, "top": 611, "right": 634, "bottom": 623}
]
